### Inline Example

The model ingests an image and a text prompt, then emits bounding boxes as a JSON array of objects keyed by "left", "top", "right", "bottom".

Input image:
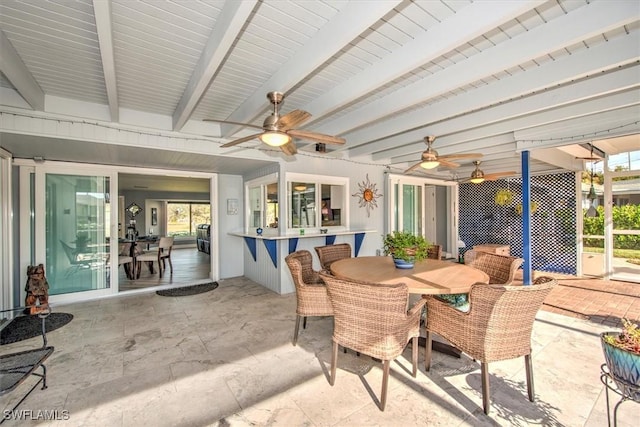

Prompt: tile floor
[{"left": 1, "top": 276, "right": 639, "bottom": 426}]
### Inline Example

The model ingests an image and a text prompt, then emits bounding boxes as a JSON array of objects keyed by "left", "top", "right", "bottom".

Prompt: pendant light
[{"left": 585, "top": 146, "right": 599, "bottom": 218}]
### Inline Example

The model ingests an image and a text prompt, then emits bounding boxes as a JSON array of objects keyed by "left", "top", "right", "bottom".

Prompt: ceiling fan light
[
  {"left": 260, "top": 131, "right": 291, "bottom": 147},
  {"left": 469, "top": 166, "right": 485, "bottom": 184},
  {"left": 585, "top": 204, "right": 599, "bottom": 218},
  {"left": 420, "top": 160, "right": 440, "bottom": 169}
]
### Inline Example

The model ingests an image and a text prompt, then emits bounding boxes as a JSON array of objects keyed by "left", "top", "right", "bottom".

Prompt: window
[
  {"left": 246, "top": 174, "right": 279, "bottom": 232},
  {"left": 287, "top": 173, "right": 348, "bottom": 230},
  {"left": 167, "top": 202, "right": 210, "bottom": 237}
]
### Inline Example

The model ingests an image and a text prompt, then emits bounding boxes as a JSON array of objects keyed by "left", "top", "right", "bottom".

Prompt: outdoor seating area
[
  {"left": 0, "top": 276, "right": 635, "bottom": 426},
  {"left": 1, "top": 2, "right": 639, "bottom": 424}
]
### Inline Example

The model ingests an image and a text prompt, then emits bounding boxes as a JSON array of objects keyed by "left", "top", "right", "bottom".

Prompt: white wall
[{"left": 217, "top": 174, "right": 244, "bottom": 279}]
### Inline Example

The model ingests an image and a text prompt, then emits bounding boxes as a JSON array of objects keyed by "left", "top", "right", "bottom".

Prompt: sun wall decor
[{"left": 352, "top": 174, "right": 382, "bottom": 217}]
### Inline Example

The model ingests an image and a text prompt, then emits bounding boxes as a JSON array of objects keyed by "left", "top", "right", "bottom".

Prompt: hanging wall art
[{"left": 352, "top": 174, "right": 382, "bottom": 217}]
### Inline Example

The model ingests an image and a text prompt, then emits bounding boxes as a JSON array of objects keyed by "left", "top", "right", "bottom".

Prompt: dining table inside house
[
  {"left": 330, "top": 256, "right": 490, "bottom": 357},
  {"left": 118, "top": 236, "right": 160, "bottom": 277}
]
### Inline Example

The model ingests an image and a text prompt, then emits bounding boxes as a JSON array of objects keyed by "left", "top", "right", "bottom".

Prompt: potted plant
[
  {"left": 601, "top": 318, "right": 640, "bottom": 400},
  {"left": 382, "top": 231, "right": 429, "bottom": 269}
]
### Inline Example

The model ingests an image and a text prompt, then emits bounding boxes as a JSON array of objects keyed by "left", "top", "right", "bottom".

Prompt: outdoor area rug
[
  {"left": 1, "top": 312, "right": 73, "bottom": 345},
  {"left": 156, "top": 282, "right": 219, "bottom": 297}
]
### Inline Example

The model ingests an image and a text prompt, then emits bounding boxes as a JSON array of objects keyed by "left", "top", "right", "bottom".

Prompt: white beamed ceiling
[{"left": 0, "top": 0, "right": 638, "bottom": 177}]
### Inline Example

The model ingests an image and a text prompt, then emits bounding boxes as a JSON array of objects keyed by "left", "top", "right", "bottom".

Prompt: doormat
[
  {"left": 156, "top": 282, "right": 219, "bottom": 297},
  {"left": 1, "top": 312, "right": 73, "bottom": 345}
]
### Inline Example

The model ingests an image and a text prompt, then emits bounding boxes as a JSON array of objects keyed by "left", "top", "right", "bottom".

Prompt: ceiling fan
[
  {"left": 204, "top": 91, "right": 345, "bottom": 156},
  {"left": 575, "top": 143, "right": 603, "bottom": 162},
  {"left": 459, "top": 161, "right": 516, "bottom": 184},
  {"left": 404, "top": 136, "right": 482, "bottom": 173}
]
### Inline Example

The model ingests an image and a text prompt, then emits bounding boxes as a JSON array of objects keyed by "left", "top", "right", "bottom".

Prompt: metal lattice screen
[{"left": 459, "top": 172, "right": 577, "bottom": 274}]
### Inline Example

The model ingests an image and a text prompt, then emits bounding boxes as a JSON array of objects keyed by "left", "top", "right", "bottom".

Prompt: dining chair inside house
[
  {"left": 135, "top": 236, "right": 174, "bottom": 279},
  {"left": 118, "top": 243, "right": 135, "bottom": 279},
  {"left": 423, "top": 276, "right": 558, "bottom": 415},
  {"left": 285, "top": 250, "right": 333, "bottom": 346},
  {"left": 319, "top": 271, "right": 425, "bottom": 411},
  {"left": 427, "top": 244, "right": 442, "bottom": 260},
  {"left": 314, "top": 243, "right": 352, "bottom": 271}
]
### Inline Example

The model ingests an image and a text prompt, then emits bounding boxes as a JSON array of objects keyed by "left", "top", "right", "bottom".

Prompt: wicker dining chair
[
  {"left": 464, "top": 249, "right": 524, "bottom": 284},
  {"left": 427, "top": 244, "right": 442, "bottom": 260},
  {"left": 424, "top": 276, "right": 558, "bottom": 415},
  {"left": 285, "top": 250, "right": 334, "bottom": 346},
  {"left": 319, "top": 271, "right": 425, "bottom": 411},
  {"left": 435, "top": 249, "right": 523, "bottom": 310},
  {"left": 314, "top": 243, "right": 352, "bottom": 271}
]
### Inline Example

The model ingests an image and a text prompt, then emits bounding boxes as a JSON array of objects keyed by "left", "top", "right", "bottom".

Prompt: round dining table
[
  {"left": 330, "top": 256, "right": 489, "bottom": 294},
  {"left": 330, "top": 256, "right": 490, "bottom": 357}
]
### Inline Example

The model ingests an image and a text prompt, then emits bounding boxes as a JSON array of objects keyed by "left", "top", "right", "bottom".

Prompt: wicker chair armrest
[
  {"left": 407, "top": 297, "right": 426, "bottom": 318},
  {"left": 308, "top": 272, "right": 324, "bottom": 284}
]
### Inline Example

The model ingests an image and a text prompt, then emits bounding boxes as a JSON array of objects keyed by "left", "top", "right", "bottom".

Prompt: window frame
[
  {"left": 245, "top": 173, "right": 279, "bottom": 235},
  {"left": 285, "top": 172, "right": 349, "bottom": 232},
  {"left": 166, "top": 201, "right": 211, "bottom": 238}
]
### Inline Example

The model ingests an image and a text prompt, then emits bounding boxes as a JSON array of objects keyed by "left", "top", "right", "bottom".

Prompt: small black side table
[{"left": 600, "top": 363, "right": 640, "bottom": 427}]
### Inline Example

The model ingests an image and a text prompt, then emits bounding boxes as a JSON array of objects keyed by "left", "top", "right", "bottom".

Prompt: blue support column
[{"left": 522, "top": 150, "right": 532, "bottom": 285}]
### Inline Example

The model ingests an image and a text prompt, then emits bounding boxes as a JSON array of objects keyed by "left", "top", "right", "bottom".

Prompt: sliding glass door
[
  {"left": 386, "top": 174, "right": 459, "bottom": 258},
  {"left": 44, "top": 173, "right": 111, "bottom": 295}
]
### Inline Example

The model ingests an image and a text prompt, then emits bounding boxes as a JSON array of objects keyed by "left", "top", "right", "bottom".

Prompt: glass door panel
[
  {"left": 611, "top": 175, "right": 640, "bottom": 282},
  {"left": 45, "top": 174, "right": 110, "bottom": 295},
  {"left": 401, "top": 184, "right": 423, "bottom": 235},
  {"left": 391, "top": 181, "right": 424, "bottom": 235}
]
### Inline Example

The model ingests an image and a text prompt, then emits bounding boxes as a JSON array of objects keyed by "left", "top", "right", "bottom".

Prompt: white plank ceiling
[{"left": 0, "top": 0, "right": 638, "bottom": 178}]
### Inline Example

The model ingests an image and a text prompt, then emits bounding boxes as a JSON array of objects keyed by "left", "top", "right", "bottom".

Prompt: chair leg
[
  {"left": 303, "top": 316, "right": 307, "bottom": 329},
  {"left": 481, "top": 362, "right": 490, "bottom": 415},
  {"left": 167, "top": 257, "right": 173, "bottom": 273},
  {"left": 293, "top": 315, "right": 301, "bottom": 346},
  {"left": 380, "top": 359, "right": 391, "bottom": 411},
  {"left": 330, "top": 340, "right": 338, "bottom": 386},
  {"left": 411, "top": 336, "right": 418, "bottom": 377},
  {"left": 425, "top": 331, "right": 433, "bottom": 371},
  {"left": 525, "top": 354, "right": 535, "bottom": 402}
]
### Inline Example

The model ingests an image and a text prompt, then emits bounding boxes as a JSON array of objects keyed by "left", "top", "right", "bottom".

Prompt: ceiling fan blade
[
  {"left": 576, "top": 156, "right": 602, "bottom": 161},
  {"left": 440, "top": 153, "right": 483, "bottom": 160},
  {"left": 203, "top": 119, "right": 264, "bottom": 130},
  {"left": 484, "top": 171, "right": 516, "bottom": 180},
  {"left": 220, "top": 133, "right": 263, "bottom": 148},
  {"left": 288, "top": 129, "right": 345, "bottom": 145},
  {"left": 276, "top": 110, "right": 311, "bottom": 131},
  {"left": 438, "top": 159, "right": 460, "bottom": 168},
  {"left": 404, "top": 161, "right": 424, "bottom": 173},
  {"left": 279, "top": 141, "right": 298, "bottom": 156}
]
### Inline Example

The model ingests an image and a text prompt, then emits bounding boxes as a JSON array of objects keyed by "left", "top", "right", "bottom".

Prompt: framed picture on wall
[
  {"left": 151, "top": 207, "right": 158, "bottom": 226},
  {"left": 227, "top": 198, "right": 238, "bottom": 215}
]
